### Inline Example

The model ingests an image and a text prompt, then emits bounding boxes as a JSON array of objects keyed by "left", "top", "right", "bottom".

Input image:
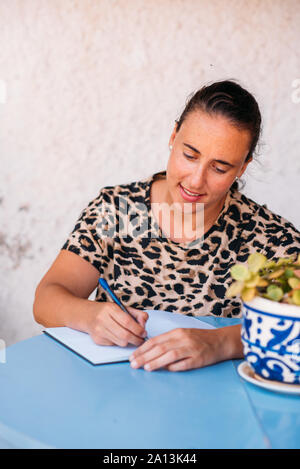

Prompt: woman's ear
[
  {"left": 238, "top": 156, "right": 253, "bottom": 178},
  {"left": 168, "top": 121, "right": 178, "bottom": 148}
]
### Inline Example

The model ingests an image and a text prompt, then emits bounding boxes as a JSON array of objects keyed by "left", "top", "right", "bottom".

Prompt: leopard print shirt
[{"left": 61, "top": 170, "right": 300, "bottom": 317}]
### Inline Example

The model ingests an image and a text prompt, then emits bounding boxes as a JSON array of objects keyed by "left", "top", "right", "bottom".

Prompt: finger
[
  {"left": 113, "top": 307, "right": 148, "bottom": 338},
  {"left": 127, "top": 308, "right": 149, "bottom": 328},
  {"left": 90, "top": 327, "right": 116, "bottom": 346},
  {"left": 130, "top": 336, "right": 154, "bottom": 355},
  {"left": 97, "top": 307, "right": 145, "bottom": 347},
  {"left": 130, "top": 330, "right": 178, "bottom": 360},
  {"left": 92, "top": 337, "right": 115, "bottom": 346},
  {"left": 165, "top": 357, "right": 195, "bottom": 372},
  {"left": 130, "top": 341, "right": 181, "bottom": 369},
  {"left": 101, "top": 322, "right": 134, "bottom": 347},
  {"left": 143, "top": 348, "right": 186, "bottom": 371},
  {"left": 107, "top": 315, "right": 145, "bottom": 347}
]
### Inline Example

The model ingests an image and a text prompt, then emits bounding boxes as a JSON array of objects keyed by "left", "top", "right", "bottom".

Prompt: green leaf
[
  {"left": 264, "top": 261, "right": 276, "bottom": 270},
  {"left": 288, "top": 278, "right": 300, "bottom": 289},
  {"left": 285, "top": 268, "right": 295, "bottom": 279},
  {"left": 245, "top": 273, "right": 260, "bottom": 288},
  {"left": 248, "top": 253, "right": 267, "bottom": 273},
  {"left": 268, "top": 269, "right": 285, "bottom": 279},
  {"left": 241, "top": 287, "right": 256, "bottom": 302},
  {"left": 282, "top": 282, "right": 292, "bottom": 294},
  {"left": 231, "top": 264, "right": 251, "bottom": 281},
  {"left": 266, "top": 285, "right": 284, "bottom": 302},
  {"left": 225, "top": 281, "right": 244, "bottom": 298},
  {"left": 257, "top": 278, "right": 268, "bottom": 287},
  {"left": 292, "top": 290, "right": 300, "bottom": 305},
  {"left": 277, "top": 257, "right": 293, "bottom": 266}
]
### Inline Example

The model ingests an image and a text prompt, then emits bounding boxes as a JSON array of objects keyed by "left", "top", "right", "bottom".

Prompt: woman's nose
[{"left": 188, "top": 164, "right": 206, "bottom": 190}]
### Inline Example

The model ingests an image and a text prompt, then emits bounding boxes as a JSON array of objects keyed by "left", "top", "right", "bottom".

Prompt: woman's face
[{"left": 166, "top": 110, "right": 252, "bottom": 211}]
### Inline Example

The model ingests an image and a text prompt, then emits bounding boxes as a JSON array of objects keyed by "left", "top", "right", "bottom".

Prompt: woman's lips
[{"left": 179, "top": 184, "right": 206, "bottom": 201}]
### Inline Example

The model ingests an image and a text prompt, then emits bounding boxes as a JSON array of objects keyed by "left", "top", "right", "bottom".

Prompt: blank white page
[{"left": 44, "top": 309, "right": 215, "bottom": 365}]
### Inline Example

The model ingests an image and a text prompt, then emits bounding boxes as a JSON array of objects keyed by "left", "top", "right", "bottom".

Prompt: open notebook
[{"left": 44, "top": 309, "right": 215, "bottom": 365}]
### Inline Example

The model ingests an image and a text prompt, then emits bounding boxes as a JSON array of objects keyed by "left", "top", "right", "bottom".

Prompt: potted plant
[{"left": 226, "top": 252, "right": 300, "bottom": 384}]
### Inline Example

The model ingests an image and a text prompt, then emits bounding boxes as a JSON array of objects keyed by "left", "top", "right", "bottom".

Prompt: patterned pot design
[{"left": 242, "top": 297, "right": 300, "bottom": 384}]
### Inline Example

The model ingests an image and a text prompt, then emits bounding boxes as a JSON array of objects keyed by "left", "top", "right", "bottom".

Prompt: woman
[{"left": 33, "top": 80, "right": 300, "bottom": 372}]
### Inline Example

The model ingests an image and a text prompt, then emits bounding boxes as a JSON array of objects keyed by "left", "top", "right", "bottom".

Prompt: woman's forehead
[
  {"left": 181, "top": 110, "right": 250, "bottom": 140},
  {"left": 178, "top": 111, "right": 251, "bottom": 161},
  {"left": 181, "top": 110, "right": 238, "bottom": 131}
]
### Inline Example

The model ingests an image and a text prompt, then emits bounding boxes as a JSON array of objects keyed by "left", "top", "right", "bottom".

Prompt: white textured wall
[{"left": 0, "top": 0, "right": 299, "bottom": 346}]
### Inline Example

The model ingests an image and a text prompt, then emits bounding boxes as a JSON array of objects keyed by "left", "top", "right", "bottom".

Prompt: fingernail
[
  {"left": 131, "top": 360, "right": 138, "bottom": 368},
  {"left": 142, "top": 331, "right": 147, "bottom": 338},
  {"left": 144, "top": 363, "right": 151, "bottom": 371}
]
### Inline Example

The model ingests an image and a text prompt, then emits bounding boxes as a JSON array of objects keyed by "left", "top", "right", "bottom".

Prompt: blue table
[{"left": 0, "top": 317, "right": 299, "bottom": 449}]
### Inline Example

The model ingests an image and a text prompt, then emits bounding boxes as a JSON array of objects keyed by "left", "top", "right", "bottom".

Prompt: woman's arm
[
  {"left": 129, "top": 324, "right": 243, "bottom": 372},
  {"left": 33, "top": 250, "right": 100, "bottom": 329},
  {"left": 33, "top": 250, "right": 148, "bottom": 346}
]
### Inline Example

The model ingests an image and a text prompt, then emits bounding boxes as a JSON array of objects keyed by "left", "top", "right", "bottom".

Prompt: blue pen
[{"left": 98, "top": 278, "right": 148, "bottom": 340}]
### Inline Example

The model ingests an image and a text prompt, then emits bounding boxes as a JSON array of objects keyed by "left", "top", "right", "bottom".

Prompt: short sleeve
[
  {"left": 262, "top": 217, "right": 300, "bottom": 262},
  {"left": 61, "top": 190, "right": 105, "bottom": 273}
]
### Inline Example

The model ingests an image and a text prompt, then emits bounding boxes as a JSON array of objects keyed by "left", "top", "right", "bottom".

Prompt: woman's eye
[
  {"left": 215, "top": 167, "right": 226, "bottom": 174},
  {"left": 183, "top": 153, "right": 227, "bottom": 173},
  {"left": 183, "top": 153, "right": 195, "bottom": 160}
]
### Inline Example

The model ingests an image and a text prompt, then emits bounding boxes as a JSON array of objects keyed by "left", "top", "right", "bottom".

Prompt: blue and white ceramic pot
[{"left": 242, "top": 297, "right": 300, "bottom": 384}]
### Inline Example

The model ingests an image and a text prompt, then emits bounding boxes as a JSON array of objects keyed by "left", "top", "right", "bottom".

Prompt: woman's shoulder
[
  {"left": 229, "top": 188, "right": 299, "bottom": 234},
  {"left": 227, "top": 187, "right": 300, "bottom": 260},
  {"left": 78, "top": 174, "right": 150, "bottom": 216},
  {"left": 86, "top": 171, "right": 167, "bottom": 216},
  {"left": 92, "top": 172, "right": 160, "bottom": 205}
]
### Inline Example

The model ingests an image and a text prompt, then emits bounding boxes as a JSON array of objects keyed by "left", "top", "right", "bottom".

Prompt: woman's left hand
[{"left": 129, "top": 327, "right": 231, "bottom": 372}]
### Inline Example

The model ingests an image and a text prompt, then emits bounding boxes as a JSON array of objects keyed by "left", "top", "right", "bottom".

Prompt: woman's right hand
[{"left": 86, "top": 302, "right": 149, "bottom": 347}]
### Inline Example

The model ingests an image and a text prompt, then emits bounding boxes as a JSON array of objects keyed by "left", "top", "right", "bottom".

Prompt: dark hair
[{"left": 175, "top": 80, "right": 262, "bottom": 191}]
